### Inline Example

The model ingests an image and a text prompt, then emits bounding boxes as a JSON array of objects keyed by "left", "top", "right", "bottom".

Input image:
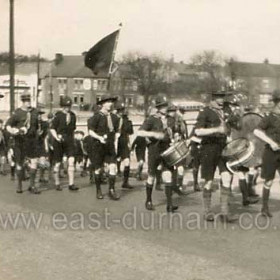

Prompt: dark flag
[{"left": 84, "top": 30, "right": 119, "bottom": 75}]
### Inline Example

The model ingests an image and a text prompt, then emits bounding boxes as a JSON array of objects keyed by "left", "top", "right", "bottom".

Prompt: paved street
[{"left": 0, "top": 169, "right": 280, "bottom": 280}]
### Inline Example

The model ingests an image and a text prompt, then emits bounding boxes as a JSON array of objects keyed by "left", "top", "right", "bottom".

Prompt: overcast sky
[{"left": 1, "top": 0, "right": 280, "bottom": 63}]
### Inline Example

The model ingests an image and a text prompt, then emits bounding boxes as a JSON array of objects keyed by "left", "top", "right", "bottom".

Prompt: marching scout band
[{"left": 1, "top": 89, "right": 280, "bottom": 222}]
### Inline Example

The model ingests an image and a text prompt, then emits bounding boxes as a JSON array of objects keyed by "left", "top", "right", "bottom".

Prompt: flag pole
[
  {"left": 36, "top": 51, "right": 40, "bottom": 108},
  {"left": 107, "top": 23, "right": 122, "bottom": 92},
  {"left": 49, "top": 62, "right": 53, "bottom": 113}
]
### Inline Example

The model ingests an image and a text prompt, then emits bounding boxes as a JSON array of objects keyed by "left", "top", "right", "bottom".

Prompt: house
[
  {"left": 0, "top": 61, "right": 50, "bottom": 112},
  {"left": 41, "top": 54, "right": 139, "bottom": 110},
  {"left": 227, "top": 59, "right": 280, "bottom": 105}
]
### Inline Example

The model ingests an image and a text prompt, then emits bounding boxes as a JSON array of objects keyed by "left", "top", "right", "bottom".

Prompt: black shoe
[
  {"left": 96, "top": 189, "right": 104, "bottom": 199},
  {"left": 261, "top": 208, "right": 273, "bottom": 218},
  {"left": 220, "top": 214, "right": 238, "bottom": 223},
  {"left": 122, "top": 183, "right": 133, "bottom": 189},
  {"left": 145, "top": 201, "right": 154, "bottom": 211},
  {"left": 29, "top": 187, "right": 41, "bottom": 195},
  {"left": 16, "top": 189, "right": 23, "bottom": 194},
  {"left": 243, "top": 197, "right": 259, "bottom": 206},
  {"left": 56, "top": 185, "right": 63, "bottom": 191},
  {"left": 166, "top": 205, "right": 179, "bottom": 212},
  {"left": 204, "top": 212, "right": 215, "bottom": 222},
  {"left": 68, "top": 185, "right": 79, "bottom": 191},
  {"left": 108, "top": 189, "right": 120, "bottom": 200},
  {"left": 194, "top": 184, "right": 202, "bottom": 192}
]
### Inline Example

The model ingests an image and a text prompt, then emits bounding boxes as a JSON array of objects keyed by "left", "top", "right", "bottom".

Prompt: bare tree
[
  {"left": 190, "top": 50, "right": 225, "bottom": 94},
  {"left": 0, "top": 52, "right": 47, "bottom": 63},
  {"left": 121, "top": 52, "right": 168, "bottom": 116}
]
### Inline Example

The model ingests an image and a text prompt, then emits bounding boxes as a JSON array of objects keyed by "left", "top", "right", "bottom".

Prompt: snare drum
[
  {"left": 231, "top": 112, "right": 265, "bottom": 168},
  {"left": 161, "top": 141, "right": 189, "bottom": 167},
  {"left": 222, "top": 138, "right": 255, "bottom": 173}
]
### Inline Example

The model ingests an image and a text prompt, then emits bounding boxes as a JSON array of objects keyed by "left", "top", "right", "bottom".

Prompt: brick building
[
  {"left": 227, "top": 59, "right": 280, "bottom": 106},
  {"left": 41, "top": 54, "right": 138, "bottom": 110}
]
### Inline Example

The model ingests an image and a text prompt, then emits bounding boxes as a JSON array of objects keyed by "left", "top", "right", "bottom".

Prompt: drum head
[
  {"left": 161, "top": 141, "right": 189, "bottom": 167},
  {"left": 232, "top": 112, "right": 263, "bottom": 139},
  {"left": 222, "top": 138, "right": 249, "bottom": 159},
  {"left": 231, "top": 112, "right": 265, "bottom": 167}
]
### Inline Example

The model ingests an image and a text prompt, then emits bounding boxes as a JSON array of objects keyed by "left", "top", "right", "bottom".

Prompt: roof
[
  {"left": 50, "top": 55, "right": 108, "bottom": 78},
  {"left": 232, "top": 61, "right": 280, "bottom": 78},
  {"left": 0, "top": 62, "right": 51, "bottom": 78}
]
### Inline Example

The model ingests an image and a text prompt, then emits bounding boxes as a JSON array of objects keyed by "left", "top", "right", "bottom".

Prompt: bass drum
[{"left": 231, "top": 112, "right": 265, "bottom": 168}]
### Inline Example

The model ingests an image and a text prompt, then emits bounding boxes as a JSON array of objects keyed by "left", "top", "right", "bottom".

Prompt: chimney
[
  {"left": 264, "top": 58, "right": 269, "bottom": 64},
  {"left": 55, "top": 53, "right": 63, "bottom": 65}
]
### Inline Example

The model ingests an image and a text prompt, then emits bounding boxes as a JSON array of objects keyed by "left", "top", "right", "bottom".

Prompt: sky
[{"left": 1, "top": 0, "right": 280, "bottom": 64}]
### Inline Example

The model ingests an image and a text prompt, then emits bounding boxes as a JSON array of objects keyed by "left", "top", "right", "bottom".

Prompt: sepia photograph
[{"left": 0, "top": 0, "right": 280, "bottom": 279}]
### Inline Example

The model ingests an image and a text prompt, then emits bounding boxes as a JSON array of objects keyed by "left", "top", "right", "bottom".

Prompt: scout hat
[
  {"left": 114, "top": 101, "right": 125, "bottom": 111},
  {"left": 97, "top": 94, "right": 118, "bottom": 105},
  {"left": 47, "top": 112, "right": 54, "bottom": 119},
  {"left": 154, "top": 95, "right": 168, "bottom": 108},
  {"left": 20, "top": 93, "right": 31, "bottom": 102},
  {"left": 60, "top": 96, "right": 72, "bottom": 107}
]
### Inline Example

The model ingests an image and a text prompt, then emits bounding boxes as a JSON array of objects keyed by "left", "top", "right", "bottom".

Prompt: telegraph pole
[{"left": 9, "top": 0, "right": 15, "bottom": 115}]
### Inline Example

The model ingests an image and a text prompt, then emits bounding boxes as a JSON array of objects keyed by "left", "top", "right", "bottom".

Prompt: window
[
  {"left": 93, "top": 79, "right": 98, "bottom": 90},
  {"left": 74, "top": 96, "right": 78, "bottom": 104},
  {"left": 74, "top": 79, "right": 83, "bottom": 90},
  {"left": 132, "top": 81, "right": 138, "bottom": 91},
  {"left": 125, "top": 97, "right": 133, "bottom": 107},
  {"left": 97, "top": 79, "right": 107, "bottom": 91},
  {"left": 124, "top": 80, "right": 132, "bottom": 91},
  {"left": 262, "top": 79, "right": 270, "bottom": 89},
  {"left": 58, "top": 78, "right": 67, "bottom": 89},
  {"left": 80, "top": 96, "right": 84, "bottom": 103}
]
